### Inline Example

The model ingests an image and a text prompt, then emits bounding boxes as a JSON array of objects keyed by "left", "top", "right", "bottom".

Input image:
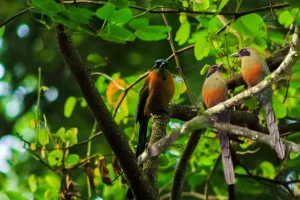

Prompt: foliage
[{"left": 0, "top": 0, "right": 300, "bottom": 200}]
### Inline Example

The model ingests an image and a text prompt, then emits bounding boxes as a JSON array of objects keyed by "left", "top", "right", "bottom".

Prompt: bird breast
[{"left": 144, "top": 72, "right": 175, "bottom": 115}]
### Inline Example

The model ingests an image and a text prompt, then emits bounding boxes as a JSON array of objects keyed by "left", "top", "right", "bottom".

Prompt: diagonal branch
[
  {"left": 162, "top": 12, "right": 198, "bottom": 108},
  {"left": 137, "top": 115, "right": 300, "bottom": 165},
  {"left": 55, "top": 24, "right": 156, "bottom": 200}
]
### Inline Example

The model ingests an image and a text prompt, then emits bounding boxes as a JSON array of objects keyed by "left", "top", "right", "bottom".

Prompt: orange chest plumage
[
  {"left": 242, "top": 63, "right": 263, "bottom": 87},
  {"left": 144, "top": 71, "right": 175, "bottom": 115},
  {"left": 202, "top": 88, "right": 226, "bottom": 108}
]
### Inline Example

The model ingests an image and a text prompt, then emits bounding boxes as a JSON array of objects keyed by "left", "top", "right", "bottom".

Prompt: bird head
[
  {"left": 206, "top": 63, "right": 223, "bottom": 78},
  {"left": 231, "top": 47, "right": 262, "bottom": 62},
  {"left": 152, "top": 59, "right": 169, "bottom": 70}
]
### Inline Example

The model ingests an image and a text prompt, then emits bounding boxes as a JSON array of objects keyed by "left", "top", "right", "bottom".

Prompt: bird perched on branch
[
  {"left": 202, "top": 63, "right": 235, "bottom": 185},
  {"left": 231, "top": 47, "right": 285, "bottom": 159},
  {"left": 126, "top": 59, "right": 175, "bottom": 199}
]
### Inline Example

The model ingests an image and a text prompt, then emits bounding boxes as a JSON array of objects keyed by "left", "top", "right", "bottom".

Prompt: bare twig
[
  {"left": 112, "top": 72, "right": 148, "bottom": 118},
  {"left": 166, "top": 45, "right": 195, "bottom": 61},
  {"left": 162, "top": 12, "right": 198, "bottom": 108},
  {"left": 0, "top": 8, "right": 31, "bottom": 28},
  {"left": 268, "top": 0, "right": 276, "bottom": 20},
  {"left": 91, "top": 72, "right": 125, "bottom": 91}
]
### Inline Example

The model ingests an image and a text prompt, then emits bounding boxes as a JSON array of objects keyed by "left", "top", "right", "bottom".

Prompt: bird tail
[
  {"left": 218, "top": 111, "right": 235, "bottom": 185},
  {"left": 126, "top": 119, "right": 149, "bottom": 199},
  {"left": 136, "top": 119, "right": 149, "bottom": 158},
  {"left": 262, "top": 101, "right": 285, "bottom": 159}
]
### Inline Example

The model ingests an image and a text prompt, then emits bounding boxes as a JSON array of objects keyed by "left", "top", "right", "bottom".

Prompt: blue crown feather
[{"left": 155, "top": 59, "right": 168, "bottom": 64}]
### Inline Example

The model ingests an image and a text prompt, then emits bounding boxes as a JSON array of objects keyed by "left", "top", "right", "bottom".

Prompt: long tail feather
[
  {"left": 218, "top": 111, "right": 235, "bottom": 185},
  {"left": 263, "top": 101, "right": 285, "bottom": 159},
  {"left": 126, "top": 119, "right": 149, "bottom": 199},
  {"left": 258, "top": 89, "right": 285, "bottom": 159}
]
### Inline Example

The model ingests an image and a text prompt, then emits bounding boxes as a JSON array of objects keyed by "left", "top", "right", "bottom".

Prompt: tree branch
[
  {"left": 162, "top": 12, "right": 198, "bottom": 108},
  {"left": 55, "top": 24, "right": 156, "bottom": 200},
  {"left": 63, "top": 1, "right": 289, "bottom": 18},
  {"left": 170, "top": 130, "right": 203, "bottom": 200},
  {"left": 144, "top": 110, "right": 171, "bottom": 199},
  {"left": 137, "top": 115, "right": 300, "bottom": 165}
]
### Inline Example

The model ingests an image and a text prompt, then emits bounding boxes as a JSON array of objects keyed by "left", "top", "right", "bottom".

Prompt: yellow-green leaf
[{"left": 64, "top": 96, "right": 77, "bottom": 118}]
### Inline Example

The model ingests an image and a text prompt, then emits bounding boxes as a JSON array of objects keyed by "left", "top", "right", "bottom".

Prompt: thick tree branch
[
  {"left": 137, "top": 115, "right": 300, "bottom": 165},
  {"left": 144, "top": 111, "right": 171, "bottom": 199},
  {"left": 170, "top": 130, "right": 203, "bottom": 200},
  {"left": 55, "top": 24, "right": 155, "bottom": 200}
]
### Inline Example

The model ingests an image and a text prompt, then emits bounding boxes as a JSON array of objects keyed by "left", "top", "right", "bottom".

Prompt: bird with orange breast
[
  {"left": 202, "top": 63, "right": 235, "bottom": 185},
  {"left": 231, "top": 47, "right": 285, "bottom": 159}
]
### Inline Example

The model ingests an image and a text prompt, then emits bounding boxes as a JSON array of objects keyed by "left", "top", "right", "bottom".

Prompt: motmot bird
[
  {"left": 202, "top": 63, "right": 235, "bottom": 185},
  {"left": 126, "top": 59, "right": 175, "bottom": 199},
  {"left": 231, "top": 47, "right": 285, "bottom": 159}
]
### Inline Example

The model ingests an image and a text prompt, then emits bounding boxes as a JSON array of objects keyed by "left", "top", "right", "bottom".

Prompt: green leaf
[
  {"left": 87, "top": 54, "right": 107, "bottom": 66},
  {"left": 233, "top": 13, "right": 266, "bottom": 37},
  {"left": 290, "top": 71, "right": 300, "bottom": 88},
  {"left": 38, "top": 129, "right": 49, "bottom": 146},
  {"left": 65, "top": 154, "right": 80, "bottom": 167},
  {"left": 175, "top": 22, "right": 190, "bottom": 45},
  {"left": 243, "top": 97, "right": 258, "bottom": 111},
  {"left": 56, "top": 127, "right": 65, "bottom": 139},
  {"left": 272, "top": 97, "right": 286, "bottom": 119},
  {"left": 290, "top": 152, "right": 300, "bottom": 159},
  {"left": 218, "top": 0, "right": 229, "bottom": 12},
  {"left": 48, "top": 150, "right": 63, "bottom": 167},
  {"left": 110, "top": 8, "right": 132, "bottom": 23},
  {"left": 96, "top": 4, "right": 115, "bottom": 20},
  {"left": 32, "top": 0, "right": 65, "bottom": 15},
  {"left": 260, "top": 161, "right": 275, "bottom": 179},
  {"left": 28, "top": 175, "right": 37, "bottom": 192},
  {"left": 135, "top": 26, "right": 171, "bottom": 41},
  {"left": 64, "top": 96, "right": 77, "bottom": 118},
  {"left": 68, "top": 7, "right": 95, "bottom": 24},
  {"left": 193, "top": 0, "right": 209, "bottom": 11},
  {"left": 80, "top": 99, "right": 87, "bottom": 107},
  {"left": 194, "top": 36, "right": 210, "bottom": 60},
  {"left": 98, "top": 24, "right": 135, "bottom": 43},
  {"left": 5, "top": 191, "right": 27, "bottom": 200},
  {"left": 200, "top": 64, "right": 210, "bottom": 76},
  {"left": 64, "top": 128, "right": 78, "bottom": 145},
  {"left": 278, "top": 10, "right": 294, "bottom": 28},
  {"left": 0, "top": 26, "right": 5, "bottom": 38},
  {"left": 253, "top": 36, "right": 267, "bottom": 49},
  {"left": 129, "top": 18, "right": 149, "bottom": 29}
]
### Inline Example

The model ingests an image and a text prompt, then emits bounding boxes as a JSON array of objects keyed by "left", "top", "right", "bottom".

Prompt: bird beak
[
  {"left": 231, "top": 52, "right": 240, "bottom": 57},
  {"left": 217, "top": 63, "right": 223, "bottom": 68}
]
